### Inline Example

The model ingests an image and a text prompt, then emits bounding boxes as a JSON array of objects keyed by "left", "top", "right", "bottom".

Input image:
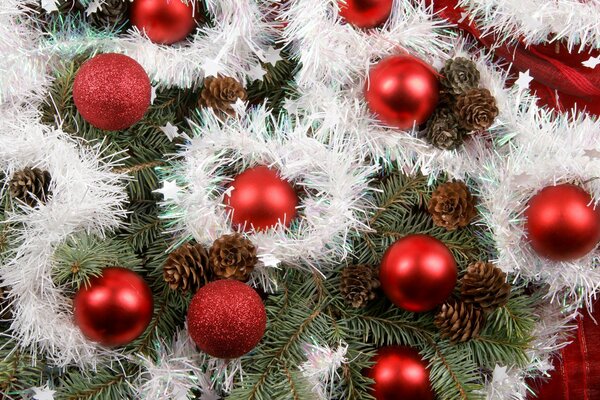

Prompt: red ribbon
[{"left": 426, "top": 0, "right": 600, "bottom": 115}]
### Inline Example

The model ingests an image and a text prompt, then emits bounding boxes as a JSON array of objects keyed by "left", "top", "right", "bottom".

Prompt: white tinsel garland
[
  {"left": 460, "top": 0, "right": 600, "bottom": 50},
  {"left": 157, "top": 106, "right": 377, "bottom": 290},
  {"left": 0, "top": 105, "right": 129, "bottom": 366}
]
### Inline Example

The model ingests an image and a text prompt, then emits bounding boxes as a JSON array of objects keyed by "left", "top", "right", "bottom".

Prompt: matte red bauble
[
  {"left": 225, "top": 166, "right": 299, "bottom": 231},
  {"left": 365, "top": 55, "right": 439, "bottom": 130},
  {"left": 366, "top": 346, "right": 434, "bottom": 400},
  {"left": 338, "top": 0, "right": 393, "bottom": 29},
  {"left": 73, "top": 53, "right": 151, "bottom": 131},
  {"left": 73, "top": 267, "right": 153, "bottom": 347},
  {"left": 187, "top": 280, "right": 266, "bottom": 359},
  {"left": 525, "top": 184, "right": 600, "bottom": 261},
  {"left": 130, "top": 0, "right": 199, "bottom": 44},
  {"left": 379, "top": 234, "right": 457, "bottom": 312}
]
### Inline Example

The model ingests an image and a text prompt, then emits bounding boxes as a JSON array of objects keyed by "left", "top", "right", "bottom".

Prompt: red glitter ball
[
  {"left": 73, "top": 53, "right": 151, "bottom": 131},
  {"left": 187, "top": 280, "right": 266, "bottom": 359}
]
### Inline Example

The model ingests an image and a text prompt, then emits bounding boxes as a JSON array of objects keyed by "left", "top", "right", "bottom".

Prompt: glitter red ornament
[
  {"left": 379, "top": 234, "right": 457, "bottom": 312},
  {"left": 73, "top": 53, "right": 151, "bottom": 131},
  {"left": 73, "top": 267, "right": 153, "bottom": 347},
  {"left": 366, "top": 346, "right": 434, "bottom": 400},
  {"left": 187, "top": 280, "right": 266, "bottom": 359},
  {"left": 225, "top": 166, "right": 299, "bottom": 231},
  {"left": 130, "top": 0, "right": 199, "bottom": 45},
  {"left": 365, "top": 55, "right": 439, "bottom": 130},
  {"left": 525, "top": 183, "right": 600, "bottom": 261},
  {"left": 338, "top": 0, "right": 393, "bottom": 29}
]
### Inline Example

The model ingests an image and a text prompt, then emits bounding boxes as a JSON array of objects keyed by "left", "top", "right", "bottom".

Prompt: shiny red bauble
[
  {"left": 525, "top": 184, "right": 600, "bottom": 261},
  {"left": 73, "top": 53, "right": 151, "bottom": 131},
  {"left": 366, "top": 346, "right": 434, "bottom": 400},
  {"left": 187, "top": 280, "right": 266, "bottom": 359},
  {"left": 365, "top": 55, "right": 439, "bottom": 130},
  {"left": 73, "top": 267, "right": 153, "bottom": 347},
  {"left": 379, "top": 234, "right": 457, "bottom": 312},
  {"left": 225, "top": 166, "right": 299, "bottom": 231},
  {"left": 130, "top": 0, "right": 199, "bottom": 44},
  {"left": 338, "top": 0, "right": 393, "bottom": 29}
]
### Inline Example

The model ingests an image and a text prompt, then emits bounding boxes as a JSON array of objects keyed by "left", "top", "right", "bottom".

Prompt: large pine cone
[
  {"left": 209, "top": 233, "right": 257, "bottom": 282},
  {"left": 163, "top": 243, "right": 210, "bottom": 292},
  {"left": 87, "top": 0, "right": 130, "bottom": 28},
  {"left": 9, "top": 167, "right": 52, "bottom": 207},
  {"left": 340, "top": 264, "right": 380, "bottom": 308},
  {"left": 199, "top": 76, "right": 247, "bottom": 116},
  {"left": 461, "top": 261, "right": 511, "bottom": 312},
  {"left": 424, "top": 106, "right": 467, "bottom": 150},
  {"left": 428, "top": 180, "right": 477, "bottom": 231},
  {"left": 454, "top": 88, "right": 499, "bottom": 131},
  {"left": 440, "top": 57, "right": 481, "bottom": 96},
  {"left": 435, "top": 299, "right": 484, "bottom": 343}
]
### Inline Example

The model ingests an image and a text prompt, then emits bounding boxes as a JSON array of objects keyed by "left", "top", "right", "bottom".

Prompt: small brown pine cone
[
  {"left": 209, "top": 233, "right": 257, "bottom": 282},
  {"left": 461, "top": 261, "right": 511, "bottom": 312},
  {"left": 199, "top": 76, "right": 247, "bottom": 116},
  {"left": 454, "top": 88, "right": 499, "bottom": 131},
  {"left": 424, "top": 106, "right": 467, "bottom": 150},
  {"left": 435, "top": 299, "right": 484, "bottom": 343},
  {"left": 87, "top": 0, "right": 130, "bottom": 28},
  {"left": 428, "top": 180, "right": 477, "bottom": 231},
  {"left": 163, "top": 243, "right": 211, "bottom": 292},
  {"left": 440, "top": 57, "right": 481, "bottom": 96},
  {"left": 340, "top": 264, "right": 380, "bottom": 308},
  {"left": 9, "top": 167, "right": 52, "bottom": 207}
]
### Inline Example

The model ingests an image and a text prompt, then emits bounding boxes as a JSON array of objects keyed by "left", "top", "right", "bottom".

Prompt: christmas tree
[{"left": 1, "top": 0, "right": 600, "bottom": 399}]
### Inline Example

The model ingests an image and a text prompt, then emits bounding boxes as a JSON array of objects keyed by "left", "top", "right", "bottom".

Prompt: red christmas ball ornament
[
  {"left": 187, "top": 280, "right": 266, "bottom": 359},
  {"left": 525, "top": 183, "right": 600, "bottom": 261},
  {"left": 73, "top": 53, "right": 151, "bottom": 131},
  {"left": 365, "top": 55, "right": 439, "bottom": 130},
  {"left": 130, "top": 0, "right": 200, "bottom": 45},
  {"left": 225, "top": 166, "right": 299, "bottom": 231},
  {"left": 379, "top": 234, "right": 457, "bottom": 312},
  {"left": 73, "top": 267, "right": 153, "bottom": 347},
  {"left": 338, "top": 0, "right": 393, "bottom": 29},
  {"left": 366, "top": 346, "right": 434, "bottom": 400}
]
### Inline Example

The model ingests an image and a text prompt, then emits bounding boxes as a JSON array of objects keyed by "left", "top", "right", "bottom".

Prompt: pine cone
[
  {"left": 434, "top": 299, "right": 484, "bottom": 343},
  {"left": 209, "top": 233, "right": 257, "bottom": 282},
  {"left": 454, "top": 88, "right": 499, "bottom": 131},
  {"left": 461, "top": 261, "right": 511, "bottom": 312},
  {"left": 87, "top": 0, "right": 129, "bottom": 28},
  {"left": 424, "top": 106, "right": 467, "bottom": 150},
  {"left": 340, "top": 264, "right": 380, "bottom": 308},
  {"left": 440, "top": 57, "right": 481, "bottom": 96},
  {"left": 428, "top": 180, "right": 477, "bottom": 231},
  {"left": 163, "top": 243, "right": 211, "bottom": 292},
  {"left": 199, "top": 76, "right": 247, "bottom": 116},
  {"left": 9, "top": 167, "right": 52, "bottom": 207}
]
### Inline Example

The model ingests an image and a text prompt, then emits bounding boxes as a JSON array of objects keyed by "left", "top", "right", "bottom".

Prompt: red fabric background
[{"left": 426, "top": 0, "right": 600, "bottom": 116}]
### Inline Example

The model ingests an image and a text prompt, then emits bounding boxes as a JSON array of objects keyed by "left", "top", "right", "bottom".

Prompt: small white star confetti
[
  {"left": 151, "top": 86, "right": 158, "bottom": 104},
  {"left": 247, "top": 64, "right": 267, "bottom": 82},
  {"left": 582, "top": 56, "right": 600, "bottom": 69},
  {"left": 32, "top": 384, "right": 56, "bottom": 400},
  {"left": 258, "top": 253, "right": 282, "bottom": 268},
  {"left": 201, "top": 58, "right": 223, "bottom": 78},
  {"left": 160, "top": 122, "right": 180, "bottom": 142},
  {"left": 262, "top": 46, "right": 283, "bottom": 66},
  {"left": 86, "top": 0, "right": 102, "bottom": 16},
  {"left": 515, "top": 70, "right": 533, "bottom": 90},
  {"left": 154, "top": 180, "right": 181, "bottom": 201},
  {"left": 41, "top": 0, "right": 59, "bottom": 13},
  {"left": 283, "top": 98, "right": 299, "bottom": 115},
  {"left": 231, "top": 98, "right": 247, "bottom": 117},
  {"left": 492, "top": 365, "right": 509, "bottom": 383}
]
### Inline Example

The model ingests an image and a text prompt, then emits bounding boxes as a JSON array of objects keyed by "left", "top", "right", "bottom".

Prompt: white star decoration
[
  {"left": 283, "top": 98, "right": 300, "bottom": 115},
  {"left": 492, "top": 365, "right": 509, "bottom": 383},
  {"left": 150, "top": 86, "right": 158, "bottom": 104},
  {"left": 582, "top": 56, "right": 600, "bottom": 69},
  {"left": 85, "top": 0, "right": 102, "bottom": 16},
  {"left": 231, "top": 98, "right": 247, "bottom": 117},
  {"left": 154, "top": 180, "right": 181, "bottom": 201},
  {"left": 515, "top": 70, "right": 534, "bottom": 90},
  {"left": 262, "top": 46, "right": 283, "bottom": 66},
  {"left": 160, "top": 122, "right": 180, "bottom": 142},
  {"left": 32, "top": 384, "right": 56, "bottom": 400},
  {"left": 247, "top": 64, "right": 267, "bottom": 82},
  {"left": 201, "top": 58, "right": 223, "bottom": 78},
  {"left": 41, "top": 0, "right": 59, "bottom": 13}
]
